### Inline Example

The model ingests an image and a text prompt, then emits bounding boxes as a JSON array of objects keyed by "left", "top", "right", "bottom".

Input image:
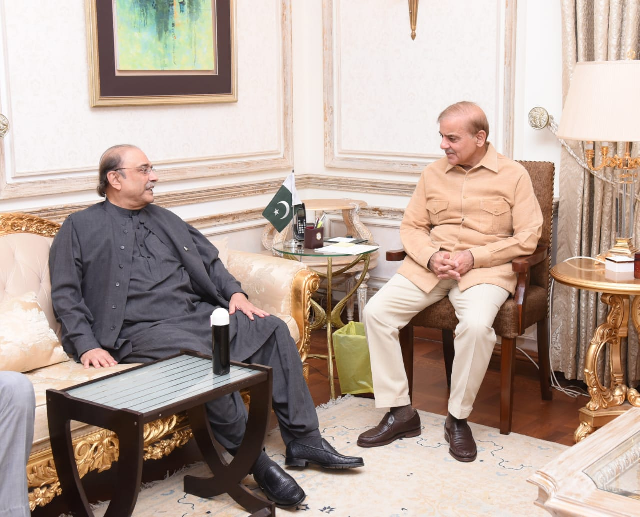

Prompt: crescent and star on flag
[{"left": 274, "top": 201, "right": 290, "bottom": 219}]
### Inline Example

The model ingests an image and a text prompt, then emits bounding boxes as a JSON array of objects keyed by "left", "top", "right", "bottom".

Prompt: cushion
[
  {"left": 209, "top": 236, "right": 229, "bottom": 267},
  {"left": 0, "top": 292, "right": 69, "bottom": 372}
]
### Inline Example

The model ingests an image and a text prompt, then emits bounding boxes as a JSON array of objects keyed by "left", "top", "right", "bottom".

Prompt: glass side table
[
  {"left": 272, "top": 242, "right": 378, "bottom": 399},
  {"left": 47, "top": 352, "right": 274, "bottom": 517},
  {"left": 529, "top": 406, "right": 640, "bottom": 516}
]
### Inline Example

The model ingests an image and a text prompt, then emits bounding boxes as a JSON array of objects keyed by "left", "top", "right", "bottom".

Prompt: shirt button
[
  {"left": 124, "top": 229, "right": 128, "bottom": 234},
  {"left": 110, "top": 325, "right": 115, "bottom": 330},
  {"left": 112, "top": 305, "right": 116, "bottom": 309},
  {"left": 120, "top": 245, "right": 125, "bottom": 250},
  {"left": 119, "top": 264, "right": 124, "bottom": 269},
  {"left": 115, "top": 282, "right": 120, "bottom": 287}
]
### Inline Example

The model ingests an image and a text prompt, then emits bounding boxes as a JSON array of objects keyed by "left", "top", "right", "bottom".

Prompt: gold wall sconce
[{"left": 409, "top": 0, "right": 419, "bottom": 40}]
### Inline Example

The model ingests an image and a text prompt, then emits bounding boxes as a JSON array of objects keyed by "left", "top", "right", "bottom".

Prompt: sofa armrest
[{"left": 227, "top": 251, "right": 319, "bottom": 367}]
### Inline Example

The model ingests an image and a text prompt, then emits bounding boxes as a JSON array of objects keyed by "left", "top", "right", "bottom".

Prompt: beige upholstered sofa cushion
[
  {"left": 0, "top": 292, "right": 68, "bottom": 372},
  {"left": 209, "top": 237, "right": 229, "bottom": 267},
  {"left": 0, "top": 233, "right": 60, "bottom": 334},
  {"left": 227, "top": 250, "right": 305, "bottom": 344}
]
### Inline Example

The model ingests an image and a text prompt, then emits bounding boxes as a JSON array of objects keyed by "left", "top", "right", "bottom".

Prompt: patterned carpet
[{"left": 93, "top": 396, "right": 566, "bottom": 516}]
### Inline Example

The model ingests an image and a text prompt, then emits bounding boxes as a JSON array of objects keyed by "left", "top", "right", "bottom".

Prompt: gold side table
[
  {"left": 551, "top": 258, "right": 640, "bottom": 442},
  {"left": 263, "top": 198, "right": 376, "bottom": 323},
  {"left": 272, "top": 242, "right": 378, "bottom": 400}
]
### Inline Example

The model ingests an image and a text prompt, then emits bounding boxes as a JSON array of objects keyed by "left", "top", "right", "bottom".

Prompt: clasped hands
[
  {"left": 80, "top": 293, "right": 269, "bottom": 369},
  {"left": 428, "top": 250, "right": 474, "bottom": 281}
]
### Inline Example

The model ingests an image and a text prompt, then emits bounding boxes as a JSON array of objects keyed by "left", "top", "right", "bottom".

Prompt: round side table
[
  {"left": 551, "top": 258, "right": 640, "bottom": 442},
  {"left": 273, "top": 242, "right": 378, "bottom": 399}
]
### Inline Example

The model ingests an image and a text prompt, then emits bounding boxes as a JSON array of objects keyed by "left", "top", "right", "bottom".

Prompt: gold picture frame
[{"left": 86, "top": 0, "right": 237, "bottom": 107}]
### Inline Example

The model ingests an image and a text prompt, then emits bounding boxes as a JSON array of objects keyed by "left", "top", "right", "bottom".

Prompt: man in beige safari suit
[{"left": 357, "top": 101, "right": 543, "bottom": 462}]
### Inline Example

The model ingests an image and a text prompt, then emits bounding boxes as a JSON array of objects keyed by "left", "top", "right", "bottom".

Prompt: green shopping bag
[{"left": 332, "top": 321, "right": 374, "bottom": 395}]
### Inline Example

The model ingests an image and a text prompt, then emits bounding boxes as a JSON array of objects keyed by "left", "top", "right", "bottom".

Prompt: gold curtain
[{"left": 552, "top": 0, "right": 640, "bottom": 385}]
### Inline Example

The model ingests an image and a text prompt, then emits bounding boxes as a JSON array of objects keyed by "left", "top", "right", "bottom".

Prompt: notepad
[
  {"left": 324, "top": 237, "right": 368, "bottom": 244},
  {"left": 316, "top": 244, "right": 379, "bottom": 255}
]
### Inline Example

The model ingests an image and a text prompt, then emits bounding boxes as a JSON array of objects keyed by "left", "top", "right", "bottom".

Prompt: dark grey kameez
[{"left": 50, "top": 200, "right": 319, "bottom": 451}]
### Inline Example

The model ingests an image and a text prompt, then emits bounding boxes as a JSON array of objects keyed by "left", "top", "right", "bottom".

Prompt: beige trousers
[{"left": 363, "top": 274, "right": 509, "bottom": 419}]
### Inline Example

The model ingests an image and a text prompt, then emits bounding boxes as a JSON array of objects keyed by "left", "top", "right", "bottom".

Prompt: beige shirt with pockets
[{"left": 397, "top": 143, "right": 543, "bottom": 295}]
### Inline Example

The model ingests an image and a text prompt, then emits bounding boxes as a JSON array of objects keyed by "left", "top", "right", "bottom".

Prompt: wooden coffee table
[{"left": 47, "top": 352, "right": 274, "bottom": 517}]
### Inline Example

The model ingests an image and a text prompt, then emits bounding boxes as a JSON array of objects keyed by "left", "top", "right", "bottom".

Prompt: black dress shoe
[
  {"left": 285, "top": 438, "right": 364, "bottom": 469},
  {"left": 357, "top": 410, "right": 421, "bottom": 448},
  {"left": 444, "top": 413, "right": 477, "bottom": 462},
  {"left": 252, "top": 463, "right": 306, "bottom": 508}
]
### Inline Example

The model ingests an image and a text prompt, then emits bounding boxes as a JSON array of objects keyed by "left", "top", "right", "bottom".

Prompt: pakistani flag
[{"left": 262, "top": 172, "right": 302, "bottom": 232}]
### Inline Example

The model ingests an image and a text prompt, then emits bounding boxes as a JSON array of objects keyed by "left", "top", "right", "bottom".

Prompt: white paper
[
  {"left": 325, "top": 237, "right": 358, "bottom": 243},
  {"left": 315, "top": 244, "right": 379, "bottom": 255}
]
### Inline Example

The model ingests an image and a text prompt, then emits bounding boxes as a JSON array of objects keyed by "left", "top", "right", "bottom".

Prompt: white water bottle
[{"left": 210, "top": 308, "right": 230, "bottom": 375}]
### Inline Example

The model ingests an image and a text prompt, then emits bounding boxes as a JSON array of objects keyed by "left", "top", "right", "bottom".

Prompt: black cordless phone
[{"left": 293, "top": 203, "right": 306, "bottom": 241}]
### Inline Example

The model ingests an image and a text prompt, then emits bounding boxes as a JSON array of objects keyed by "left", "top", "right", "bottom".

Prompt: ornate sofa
[{"left": 0, "top": 212, "right": 319, "bottom": 511}]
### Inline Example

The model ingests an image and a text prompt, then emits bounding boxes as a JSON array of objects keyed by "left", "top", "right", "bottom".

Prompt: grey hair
[
  {"left": 96, "top": 144, "right": 139, "bottom": 197},
  {"left": 437, "top": 101, "right": 489, "bottom": 140}
]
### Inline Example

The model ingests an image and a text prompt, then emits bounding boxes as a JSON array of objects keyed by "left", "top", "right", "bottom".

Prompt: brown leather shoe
[
  {"left": 357, "top": 410, "right": 421, "bottom": 448},
  {"left": 444, "top": 413, "right": 477, "bottom": 462}
]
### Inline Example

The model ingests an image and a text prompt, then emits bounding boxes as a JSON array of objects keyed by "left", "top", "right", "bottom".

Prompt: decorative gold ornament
[
  {"left": 584, "top": 294, "right": 628, "bottom": 411},
  {"left": 0, "top": 114, "right": 8, "bottom": 138},
  {"left": 0, "top": 213, "right": 61, "bottom": 237},
  {"left": 574, "top": 421, "right": 595, "bottom": 442},
  {"left": 528, "top": 107, "right": 550, "bottom": 130},
  {"left": 408, "top": 0, "right": 419, "bottom": 40}
]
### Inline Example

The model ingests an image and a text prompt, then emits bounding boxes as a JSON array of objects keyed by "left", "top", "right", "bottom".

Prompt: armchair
[{"left": 388, "top": 161, "right": 554, "bottom": 434}]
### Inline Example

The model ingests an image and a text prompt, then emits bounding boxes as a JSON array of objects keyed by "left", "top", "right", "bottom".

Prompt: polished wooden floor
[{"left": 305, "top": 327, "right": 589, "bottom": 447}]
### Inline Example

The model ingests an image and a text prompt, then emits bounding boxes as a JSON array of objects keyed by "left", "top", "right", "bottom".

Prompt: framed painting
[{"left": 86, "top": 0, "right": 236, "bottom": 106}]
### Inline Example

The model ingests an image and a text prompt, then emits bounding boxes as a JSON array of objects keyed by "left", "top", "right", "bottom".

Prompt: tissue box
[
  {"left": 604, "top": 268, "right": 635, "bottom": 282},
  {"left": 605, "top": 255, "right": 634, "bottom": 273}
]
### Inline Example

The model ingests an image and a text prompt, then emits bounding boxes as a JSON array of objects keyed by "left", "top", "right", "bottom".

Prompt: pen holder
[{"left": 304, "top": 225, "right": 324, "bottom": 248}]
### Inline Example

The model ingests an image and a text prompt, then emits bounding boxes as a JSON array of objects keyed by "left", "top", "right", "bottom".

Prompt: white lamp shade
[{"left": 556, "top": 60, "right": 640, "bottom": 142}]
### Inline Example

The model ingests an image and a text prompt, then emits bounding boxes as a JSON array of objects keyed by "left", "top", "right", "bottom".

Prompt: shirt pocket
[
  {"left": 479, "top": 198, "right": 512, "bottom": 235},
  {"left": 426, "top": 199, "right": 448, "bottom": 225}
]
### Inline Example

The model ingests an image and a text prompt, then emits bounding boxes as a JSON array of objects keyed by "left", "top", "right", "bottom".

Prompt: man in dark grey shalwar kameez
[{"left": 49, "top": 145, "right": 364, "bottom": 509}]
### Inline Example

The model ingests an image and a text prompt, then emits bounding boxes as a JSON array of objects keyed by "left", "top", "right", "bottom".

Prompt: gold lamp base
[{"left": 599, "top": 237, "right": 638, "bottom": 259}]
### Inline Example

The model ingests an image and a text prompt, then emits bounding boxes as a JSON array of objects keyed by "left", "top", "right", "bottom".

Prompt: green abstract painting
[{"left": 115, "top": 0, "right": 215, "bottom": 72}]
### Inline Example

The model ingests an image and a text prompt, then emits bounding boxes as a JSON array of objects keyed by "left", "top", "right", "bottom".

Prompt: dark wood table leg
[
  {"left": 102, "top": 419, "right": 144, "bottom": 517},
  {"left": 47, "top": 391, "right": 145, "bottom": 517},
  {"left": 184, "top": 373, "right": 275, "bottom": 516},
  {"left": 48, "top": 391, "right": 93, "bottom": 516}
]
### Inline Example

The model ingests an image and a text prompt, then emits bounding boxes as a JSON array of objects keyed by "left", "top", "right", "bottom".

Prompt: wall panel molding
[
  {"left": 323, "top": 0, "right": 517, "bottom": 172},
  {"left": 0, "top": 0, "right": 293, "bottom": 201}
]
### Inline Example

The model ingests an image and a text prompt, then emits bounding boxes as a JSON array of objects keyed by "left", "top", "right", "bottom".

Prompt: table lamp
[{"left": 556, "top": 59, "right": 640, "bottom": 257}]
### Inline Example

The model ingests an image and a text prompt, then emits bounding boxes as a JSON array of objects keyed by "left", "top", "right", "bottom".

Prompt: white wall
[
  {"left": 514, "top": 0, "right": 563, "bottom": 194},
  {"left": 293, "top": 0, "right": 563, "bottom": 192},
  {"left": 290, "top": 0, "right": 563, "bottom": 287},
  {"left": 0, "top": 0, "right": 294, "bottom": 217},
  {"left": 0, "top": 0, "right": 564, "bottom": 272}
]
